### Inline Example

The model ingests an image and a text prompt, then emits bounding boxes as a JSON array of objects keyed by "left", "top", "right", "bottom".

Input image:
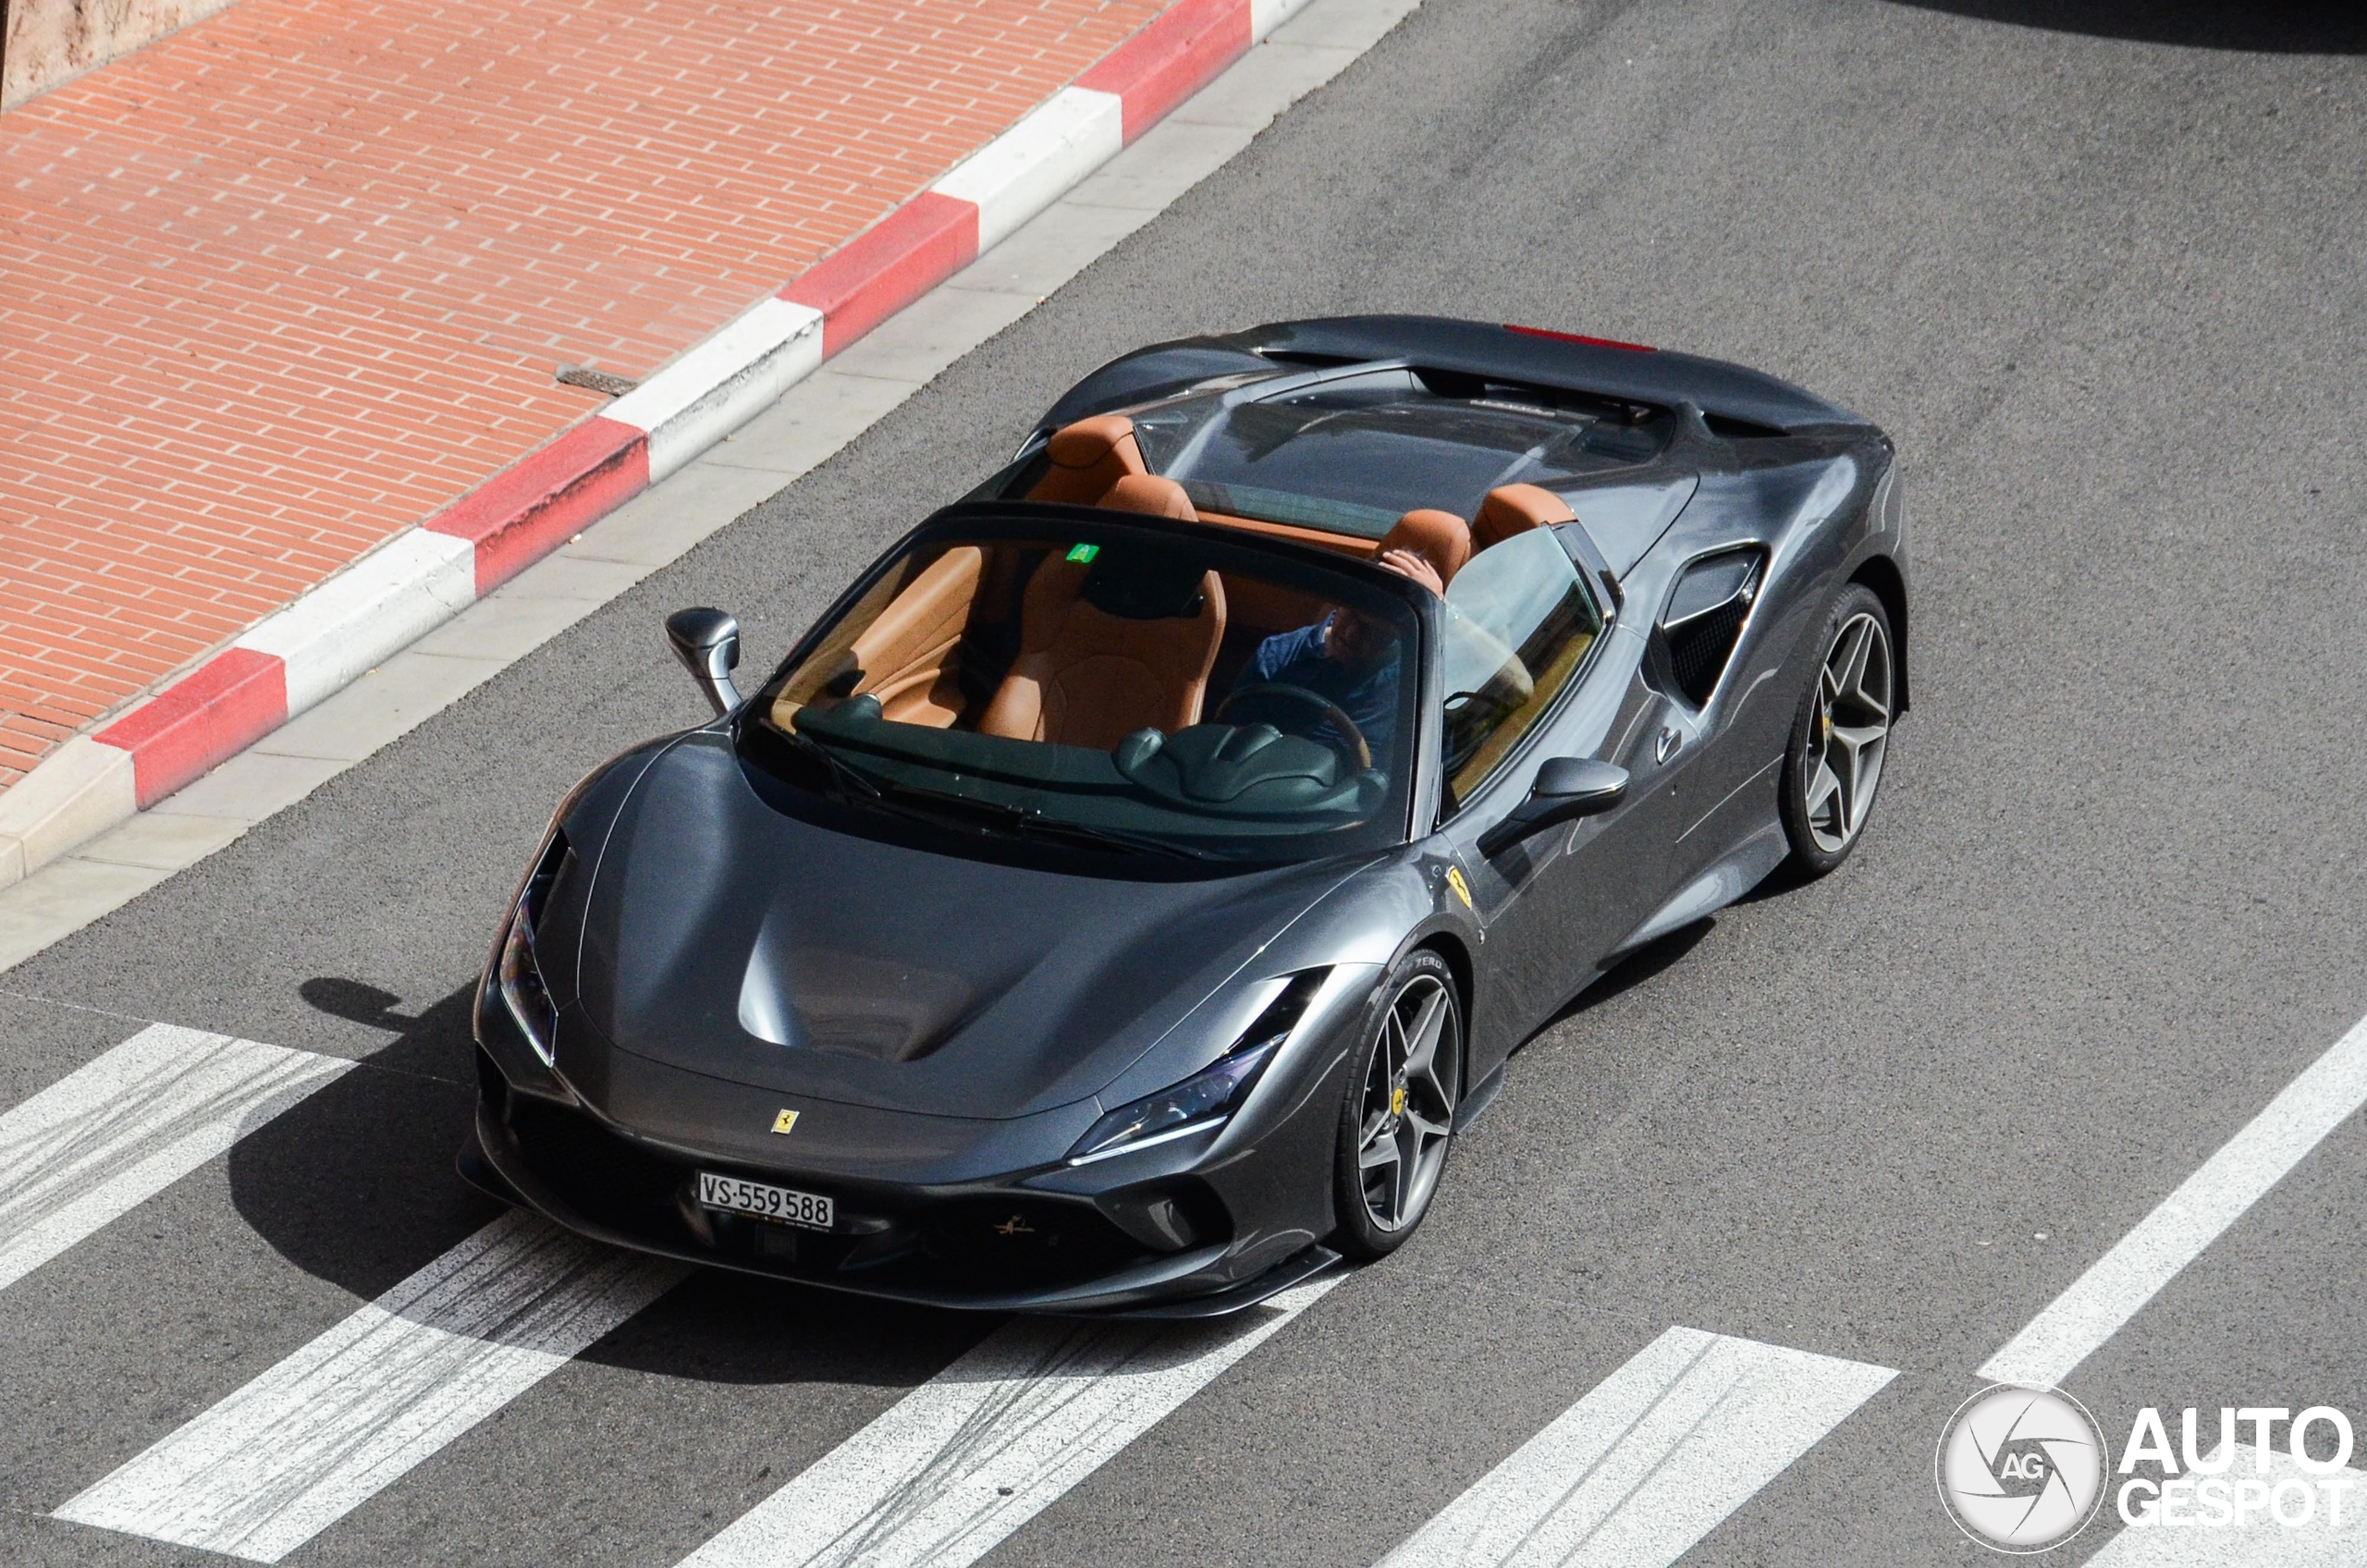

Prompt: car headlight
[
  {"left": 496, "top": 828, "right": 569, "bottom": 1065},
  {"left": 1067, "top": 1037, "right": 1281, "bottom": 1164},
  {"left": 1066, "top": 970, "right": 1328, "bottom": 1165}
]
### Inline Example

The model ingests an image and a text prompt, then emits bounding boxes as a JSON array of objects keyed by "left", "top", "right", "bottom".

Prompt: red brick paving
[{"left": 0, "top": 0, "right": 1169, "bottom": 789}]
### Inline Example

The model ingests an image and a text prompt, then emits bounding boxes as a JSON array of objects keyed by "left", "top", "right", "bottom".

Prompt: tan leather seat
[
  {"left": 848, "top": 545, "right": 982, "bottom": 727},
  {"left": 1028, "top": 415, "right": 1147, "bottom": 506},
  {"left": 1472, "top": 484, "right": 1576, "bottom": 552},
  {"left": 1375, "top": 508, "right": 1472, "bottom": 588},
  {"left": 1101, "top": 472, "right": 1198, "bottom": 521},
  {"left": 978, "top": 553, "right": 1227, "bottom": 749}
]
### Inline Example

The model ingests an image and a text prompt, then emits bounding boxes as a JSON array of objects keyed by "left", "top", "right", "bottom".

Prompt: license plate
[{"left": 696, "top": 1170, "right": 834, "bottom": 1231}]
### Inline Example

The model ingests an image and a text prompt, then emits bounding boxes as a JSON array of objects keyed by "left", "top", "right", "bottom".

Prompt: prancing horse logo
[{"left": 770, "top": 1109, "right": 800, "bottom": 1135}]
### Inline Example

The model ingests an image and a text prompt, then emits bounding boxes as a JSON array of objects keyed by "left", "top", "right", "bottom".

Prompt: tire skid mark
[
  {"left": 1376, "top": 1327, "right": 1895, "bottom": 1568},
  {"left": 681, "top": 1275, "right": 1342, "bottom": 1568},
  {"left": 0, "top": 1023, "right": 351, "bottom": 1294},
  {"left": 55, "top": 1209, "right": 684, "bottom": 1563},
  {"left": 1494, "top": 1332, "right": 1724, "bottom": 1567}
]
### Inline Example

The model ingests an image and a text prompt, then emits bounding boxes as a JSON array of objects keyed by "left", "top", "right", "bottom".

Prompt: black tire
[
  {"left": 1778, "top": 583, "right": 1897, "bottom": 876},
  {"left": 1331, "top": 949, "right": 1462, "bottom": 1260}
]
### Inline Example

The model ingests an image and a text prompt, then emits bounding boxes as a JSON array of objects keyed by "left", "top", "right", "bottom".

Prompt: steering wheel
[{"left": 1213, "top": 683, "right": 1372, "bottom": 771}]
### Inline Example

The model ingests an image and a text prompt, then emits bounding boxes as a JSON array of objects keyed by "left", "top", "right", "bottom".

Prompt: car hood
[{"left": 571, "top": 736, "right": 1367, "bottom": 1121}]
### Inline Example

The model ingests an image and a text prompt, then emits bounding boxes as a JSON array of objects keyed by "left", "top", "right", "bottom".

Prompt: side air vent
[
  {"left": 1256, "top": 349, "right": 1363, "bottom": 369},
  {"left": 1660, "top": 550, "right": 1764, "bottom": 706},
  {"left": 1702, "top": 411, "right": 1787, "bottom": 440}
]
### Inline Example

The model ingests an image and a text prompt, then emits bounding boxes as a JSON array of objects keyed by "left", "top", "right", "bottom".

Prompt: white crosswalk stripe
[
  {"left": 0, "top": 1023, "right": 350, "bottom": 1294},
  {"left": 1981, "top": 1011, "right": 2367, "bottom": 1390},
  {"left": 55, "top": 1209, "right": 684, "bottom": 1563},
  {"left": 679, "top": 1274, "right": 1343, "bottom": 1568},
  {"left": 1375, "top": 1326, "right": 1896, "bottom": 1568},
  {"left": 20, "top": 1013, "right": 2361, "bottom": 1568}
]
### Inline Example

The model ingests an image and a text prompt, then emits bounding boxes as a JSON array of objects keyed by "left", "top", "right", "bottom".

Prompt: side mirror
[
  {"left": 665, "top": 607, "right": 742, "bottom": 717},
  {"left": 1476, "top": 756, "right": 1628, "bottom": 857}
]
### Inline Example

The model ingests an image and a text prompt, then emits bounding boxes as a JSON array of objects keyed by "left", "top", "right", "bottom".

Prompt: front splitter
[{"left": 460, "top": 1104, "right": 1343, "bottom": 1318}]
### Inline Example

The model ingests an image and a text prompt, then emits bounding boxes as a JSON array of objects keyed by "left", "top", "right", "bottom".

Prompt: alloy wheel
[
  {"left": 1801, "top": 610, "right": 1893, "bottom": 854},
  {"left": 1355, "top": 974, "right": 1458, "bottom": 1232}
]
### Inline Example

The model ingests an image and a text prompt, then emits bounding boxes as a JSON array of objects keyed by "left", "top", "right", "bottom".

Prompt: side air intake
[{"left": 1660, "top": 550, "right": 1764, "bottom": 706}]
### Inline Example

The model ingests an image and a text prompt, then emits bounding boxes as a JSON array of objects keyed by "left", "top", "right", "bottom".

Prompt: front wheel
[
  {"left": 1331, "top": 951, "right": 1462, "bottom": 1260},
  {"left": 1778, "top": 584, "right": 1896, "bottom": 876}
]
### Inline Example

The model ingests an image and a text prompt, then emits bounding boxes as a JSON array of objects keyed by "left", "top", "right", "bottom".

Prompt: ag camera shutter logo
[{"left": 1936, "top": 1385, "right": 2109, "bottom": 1552}]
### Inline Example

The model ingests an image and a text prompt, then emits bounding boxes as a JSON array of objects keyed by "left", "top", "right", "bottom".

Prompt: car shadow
[
  {"left": 226, "top": 978, "right": 498, "bottom": 1304},
  {"left": 296, "top": 975, "right": 479, "bottom": 1078},
  {"left": 226, "top": 976, "right": 978, "bottom": 1387},
  {"left": 1732, "top": 855, "right": 1814, "bottom": 906},
  {"left": 1497, "top": 850, "right": 1830, "bottom": 1067},
  {"left": 1883, "top": 0, "right": 2365, "bottom": 52},
  {"left": 588, "top": 1267, "right": 980, "bottom": 1386},
  {"left": 1534, "top": 918, "right": 1716, "bottom": 1040}
]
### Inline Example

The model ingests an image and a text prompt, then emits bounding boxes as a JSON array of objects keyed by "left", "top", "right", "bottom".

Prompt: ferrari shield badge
[
  {"left": 770, "top": 1109, "right": 800, "bottom": 1135},
  {"left": 1445, "top": 864, "right": 1473, "bottom": 909}
]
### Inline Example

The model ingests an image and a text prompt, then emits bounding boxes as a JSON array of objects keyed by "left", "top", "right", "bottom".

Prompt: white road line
[
  {"left": 1376, "top": 1327, "right": 1896, "bottom": 1568},
  {"left": 2084, "top": 1445, "right": 2364, "bottom": 1565},
  {"left": 1981, "top": 1011, "right": 2367, "bottom": 1389},
  {"left": 56, "top": 1209, "right": 683, "bottom": 1562},
  {"left": 680, "top": 1274, "right": 1343, "bottom": 1568},
  {"left": 0, "top": 1023, "right": 350, "bottom": 1293}
]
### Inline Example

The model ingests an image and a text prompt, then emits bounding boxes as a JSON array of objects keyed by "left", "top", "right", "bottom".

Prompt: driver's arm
[{"left": 1244, "top": 621, "right": 1323, "bottom": 690}]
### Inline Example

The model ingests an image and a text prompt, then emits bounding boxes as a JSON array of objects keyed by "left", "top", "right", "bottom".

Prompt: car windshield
[
  {"left": 742, "top": 511, "right": 1426, "bottom": 866},
  {"left": 1122, "top": 370, "right": 1672, "bottom": 538}
]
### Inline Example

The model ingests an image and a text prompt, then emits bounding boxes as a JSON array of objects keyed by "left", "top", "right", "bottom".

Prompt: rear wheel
[
  {"left": 1331, "top": 951, "right": 1461, "bottom": 1260},
  {"left": 1779, "top": 585, "right": 1895, "bottom": 876}
]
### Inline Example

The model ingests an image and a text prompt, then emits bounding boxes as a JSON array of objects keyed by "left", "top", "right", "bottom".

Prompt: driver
[{"left": 1233, "top": 547, "right": 1443, "bottom": 766}]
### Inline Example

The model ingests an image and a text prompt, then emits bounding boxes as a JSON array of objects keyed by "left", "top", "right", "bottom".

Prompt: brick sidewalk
[{"left": 0, "top": 0, "right": 1168, "bottom": 790}]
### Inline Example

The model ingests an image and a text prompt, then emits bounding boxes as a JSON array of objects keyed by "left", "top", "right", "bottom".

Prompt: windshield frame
[
  {"left": 735, "top": 500, "right": 1451, "bottom": 869},
  {"left": 1434, "top": 521, "right": 1622, "bottom": 823}
]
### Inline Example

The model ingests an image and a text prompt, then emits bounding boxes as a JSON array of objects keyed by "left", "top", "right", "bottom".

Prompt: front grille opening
[
  {"left": 919, "top": 1197, "right": 1151, "bottom": 1289},
  {"left": 474, "top": 1046, "right": 512, "bottom": 1121},
  {"left": 502, "top": 1099, "right": 1162, "bottom": 1296}
]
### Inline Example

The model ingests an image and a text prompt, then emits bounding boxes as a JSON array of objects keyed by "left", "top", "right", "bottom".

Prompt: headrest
[
  {"left": 1031, "top": 415, "right": 1147, "bottom": 506},
  {"left": 1047, "top": 414, "right": 1142, "bottom": 471},
  {"left": 1473, "top": 484, "right": 1576, "bottom": 551},
  {"left": 1078, "top": 549, "right": 1209, "bottom": 621},
  {"left": 1101, "top": 473, "right": 1198, "bottom": 521},
  {"left": 1376, "top": 508, "right": 1472, "bottom": 589}
]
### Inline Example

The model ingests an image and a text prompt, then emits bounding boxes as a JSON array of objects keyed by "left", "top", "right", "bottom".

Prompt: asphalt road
[{"left": 5, "top": 0, "right": 2366, "bottom": 1563}]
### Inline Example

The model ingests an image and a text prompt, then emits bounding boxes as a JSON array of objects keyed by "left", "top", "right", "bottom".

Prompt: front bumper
[{"left": 465, "top": 1046, "right": 1339, "bottom": 1316}]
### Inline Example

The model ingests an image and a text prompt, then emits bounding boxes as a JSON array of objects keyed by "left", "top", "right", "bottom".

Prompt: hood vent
[{"left": 738, "top": 944, "right": 987, "bottom": 1065}]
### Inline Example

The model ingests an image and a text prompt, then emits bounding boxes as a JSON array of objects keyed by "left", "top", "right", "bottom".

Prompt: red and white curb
[{"left": 0, "top": 0, "right": 1312, "bottom": 891}]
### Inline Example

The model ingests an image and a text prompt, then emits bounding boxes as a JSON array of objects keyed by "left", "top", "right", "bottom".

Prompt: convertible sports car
[{"left": 462, "top": 315, "right": 1908, "bottom": 1315}]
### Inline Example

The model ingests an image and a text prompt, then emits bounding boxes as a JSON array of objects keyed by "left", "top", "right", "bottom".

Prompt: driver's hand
[{"left": 1377, "top": 547, "right": 1444, "bottom": 596}]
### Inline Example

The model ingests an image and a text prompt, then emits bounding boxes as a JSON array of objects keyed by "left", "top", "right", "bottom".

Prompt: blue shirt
[{"left": 1241, "top": 621, "right": 1402, "bottom": 766}]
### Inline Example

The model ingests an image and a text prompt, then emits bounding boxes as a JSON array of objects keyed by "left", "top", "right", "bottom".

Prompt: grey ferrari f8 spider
[{"left": 464, "top": 315, "right": 1910, "bottom": 1316}]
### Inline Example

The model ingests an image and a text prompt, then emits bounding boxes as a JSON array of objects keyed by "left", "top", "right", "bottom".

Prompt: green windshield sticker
[{"left": 1065, "top": 543, "right": 1099, "bottom": 563}]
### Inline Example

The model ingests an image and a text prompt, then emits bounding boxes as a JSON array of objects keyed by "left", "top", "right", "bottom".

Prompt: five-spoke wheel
[
  {"left": 1332, "top": 950, "right": 1461, "bottom": 1258},
  {"left": 1781, "top": 584, "right": 1895, "bottom": 873}
]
